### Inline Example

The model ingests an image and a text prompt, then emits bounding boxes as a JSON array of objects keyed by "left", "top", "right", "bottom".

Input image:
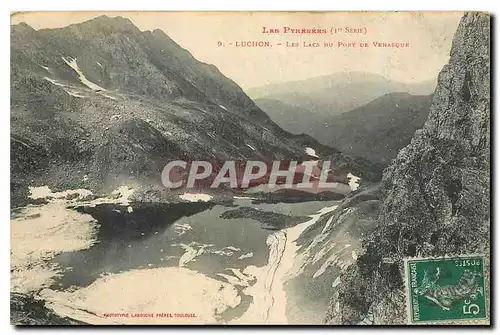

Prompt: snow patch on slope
[
  {"left": 29, "top": 186, "right": 93, "bottom": 201},
  {"left": 62, "top": 56, "right": 106, "bottom": 91},
  {"left": 246, "top": 144, "right": 256, "bottom": 151},
  {"left": 238, "top": 252, "right": 254, "bottom": 260},
  {"left": 100, "top": 93, "right": 118, "bottom": 100},
  {"left": 305, "top": 147, "right": 319, "bottom": 158},
  {"left": 172, "top": 222, "right": 193, "bottom": 236},
  {"left": 179, "top": 193, "right": 212, "bottom": 202},
  {"left": 43, "top": 77, "right": 66, "bottom": 87},
  {"left": 28, "top": 185, "right": 134, "bottom": 206},
  {"left": 347, "top": 173, "right": 361, "bottom": 191},
  {"left": 63, "top": 89, "right": 85, "bottom": 98}
]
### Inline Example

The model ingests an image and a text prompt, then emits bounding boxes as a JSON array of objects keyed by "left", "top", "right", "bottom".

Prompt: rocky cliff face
[{"left": 324, "top": 12, "right": 490, "bottom": 324}]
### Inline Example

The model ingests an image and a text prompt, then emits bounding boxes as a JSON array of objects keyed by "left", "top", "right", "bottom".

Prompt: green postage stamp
[{"left": 405, "top": 255, "right": 488, "bottom": 324}]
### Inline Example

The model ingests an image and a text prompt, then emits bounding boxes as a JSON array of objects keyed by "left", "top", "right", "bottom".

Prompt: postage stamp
[{"left": 405, "top": 255, "right": 488, "bottom": 324}]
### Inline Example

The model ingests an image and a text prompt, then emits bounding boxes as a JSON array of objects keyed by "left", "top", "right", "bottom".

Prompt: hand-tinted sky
[{"left": 11, "top": 11, "right": 463, "bottom": 89}]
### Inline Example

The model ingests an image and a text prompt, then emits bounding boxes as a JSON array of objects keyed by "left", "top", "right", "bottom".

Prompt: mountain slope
[
  {"left": 325, "top": 93, "right": 434, "bottom": 164},
  {"left": 253, "top": 98, "right": 312, "bottom": 135},
  {"left": 10, "top": 16, "right": 380, "bottom": 206},
  {"left": 324, "top": 12, "right": 490, "bottom": 325},
  {"left": 256, "top": 93, "right": 433, "bottom": 165}
]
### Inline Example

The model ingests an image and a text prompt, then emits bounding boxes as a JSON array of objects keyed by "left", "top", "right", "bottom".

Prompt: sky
[{"left": 11, "top": 11, "right": 463, "bottom": 90}]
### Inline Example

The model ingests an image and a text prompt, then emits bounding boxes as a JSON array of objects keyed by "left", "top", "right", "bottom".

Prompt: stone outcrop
[{"left": 325, "top": 12, "right": 490, "bottom": 325}]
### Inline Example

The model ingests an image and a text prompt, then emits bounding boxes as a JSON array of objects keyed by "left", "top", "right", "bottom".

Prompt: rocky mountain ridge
[{"left": 10, "top": 16, "right": 380, "bottom": 206}]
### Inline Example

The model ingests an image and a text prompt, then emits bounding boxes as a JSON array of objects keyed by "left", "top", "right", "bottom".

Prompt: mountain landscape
[
  {"left": 247, "top": 72, "right": 436, "bottom": 112},
  {"left": 251, "top": 98, "right": 310, "bottom": 135},
  {"left": 252, "top": 74, "right": 436, "bottom": 164},
  {"left": 249, "top": 72, "right": 436, "bottom": 141},
  {"left": 10, "top": 15, "right": 381, "bottom": 325},
  {"left": 11, "top": 16, "right": 379, "bottom": 207},
  {"left": 10, "top": 12, "right": 490, "bottom": 326},
  {"left": 324, "top": 92, "right": 434, "bottom": 164}
]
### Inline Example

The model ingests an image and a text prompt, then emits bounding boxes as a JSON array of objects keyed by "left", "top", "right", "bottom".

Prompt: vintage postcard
[{"left": 10, "top": 11, "right": 490, "bottom": 325}]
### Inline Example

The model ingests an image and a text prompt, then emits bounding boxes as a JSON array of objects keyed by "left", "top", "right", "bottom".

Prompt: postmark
[{"left": 405, "top": 255, "right": 488, "bottom": 324}]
